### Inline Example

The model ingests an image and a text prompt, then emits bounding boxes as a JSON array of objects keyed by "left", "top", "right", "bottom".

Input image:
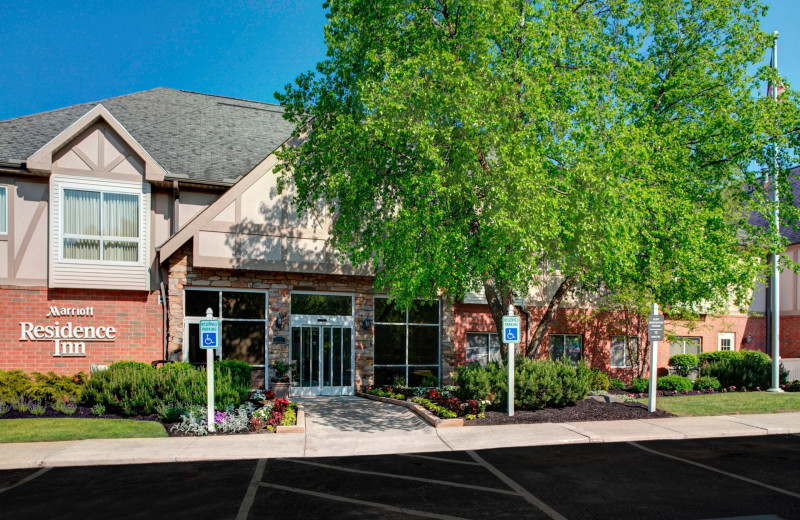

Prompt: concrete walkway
[{"left": 2, "top": 398, "right": 800, "bottom": 470}]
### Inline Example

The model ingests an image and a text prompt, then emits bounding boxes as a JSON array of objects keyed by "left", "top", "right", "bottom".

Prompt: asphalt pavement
[{"left": 2, "top": 435, "right": 800, "bottom": 519}]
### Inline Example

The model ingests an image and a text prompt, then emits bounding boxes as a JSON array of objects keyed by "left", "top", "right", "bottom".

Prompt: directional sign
[
  {"left": 502, "top": 316, "right": 521, "bottom": 344},
  {"left": 648, "top": 314, "right": 664, "bottom": 342},
  {"left": 199, "top": 319, "right": 220, "bottom": 349}
]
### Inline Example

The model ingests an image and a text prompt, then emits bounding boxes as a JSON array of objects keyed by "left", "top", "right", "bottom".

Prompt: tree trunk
[
  {"left": 484, "top": 278, "right": 514, "bottom": 359},
  {"left": 526, "top": 274, "right": 578, "bottom": 359}
]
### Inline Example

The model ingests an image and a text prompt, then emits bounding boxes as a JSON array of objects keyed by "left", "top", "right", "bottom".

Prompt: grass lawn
[
  {"left": 637, "top": 392, "right": 800, "bottom": 416},
  {"left": 0, "top": 418, "right": 168, "bottom": 443}
]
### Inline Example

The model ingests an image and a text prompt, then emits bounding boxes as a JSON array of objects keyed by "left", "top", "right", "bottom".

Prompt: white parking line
[
  {"left": 628, "top": 442, "right": 800, "bottom": 500},
  {"left": 399, "top": 453, "right": 482, "bottom": 466},
  {"left": 235, "top": 458, "right": 266, "bottom": 520},
  {"left": 259, "top": 482, "right": 469, "bottom": 520},
  {"left": 0, "top": 467, "right": 52, "bottom": 495},
  {"left": 466, "top": 450, "right": 568, "bottom": 520},
  {"left": 283, "top": 458, "right": 518, "bottom": 495}
]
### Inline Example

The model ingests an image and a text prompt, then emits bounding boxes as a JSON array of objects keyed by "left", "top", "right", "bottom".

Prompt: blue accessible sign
[
  {"left": 501, "top": 315, "right": 521, "bottom": 344},
  {"left": 199, "top": 319, "right": 220, "bottom": 349}
]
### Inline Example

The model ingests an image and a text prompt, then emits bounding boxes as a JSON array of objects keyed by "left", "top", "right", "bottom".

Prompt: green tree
[{"left": 276, "top": 0, "right": 800, "bottom": 358}]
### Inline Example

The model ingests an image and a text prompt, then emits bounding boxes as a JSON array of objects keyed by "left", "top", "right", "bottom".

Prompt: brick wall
[{"left": 0, "top": 285, "right": 163, "bottom": 374}]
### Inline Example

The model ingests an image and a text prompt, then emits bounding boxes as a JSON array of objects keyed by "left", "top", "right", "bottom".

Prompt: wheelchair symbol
[
  {"left": 505, "top": 329, "right": 518, "bottom": 341},
  {"left": 202, "top": 333, "right": 216, "bottom": 346}
]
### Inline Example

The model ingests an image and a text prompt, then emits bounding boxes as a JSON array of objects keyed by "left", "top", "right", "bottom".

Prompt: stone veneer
[{"left": 166, "top": 242, "right": 457, "bottom": 389}]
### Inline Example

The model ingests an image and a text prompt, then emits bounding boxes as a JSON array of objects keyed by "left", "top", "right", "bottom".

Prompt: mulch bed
[{"left": 466, "top": 398, "right": 674, "bottom": 426}]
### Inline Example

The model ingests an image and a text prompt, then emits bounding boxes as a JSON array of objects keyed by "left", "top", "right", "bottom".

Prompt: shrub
[
  {"left": 91, "top": 403, "right": 106, "bottom": 416},
  {"left": 51, "top": 397, "right": 78, "bottom": 415},
  {"left": 453, "top": 361, "right": 506, "bottom": 402},
  {"left": 694, "top": 376, "right": 721, "bottom": 391},
  {"left": 514, "top": 358, "right": 592, "bottom": 409},
  {"left": 703, "top": 354, "right": 788, "bottom": 390},
  {"left": 29, "top": 399, "right": 46, "bottom": 416},
  {"left": 0, "top": 400, "right": 10, "bottom": 416},
  {"left": 155, "top": 401, "right": 189, "bottom": 422},
  {"left": 697, "top": 351, "right": 741, "bottom": 365},
  {"left": 657, "top": 375, "right": 694, "bottom": 392},
  {"left": 82, "top": 361, "right": 250, "bottom": 416},
  {"left": 12, "top": 394, "right": 30, "bottom": 413},
  {"left": 609, "top": 378, "right": 625, "bottom": 390},
  {"left": 668, "top": 354, "right": 698, "bottom": 376},
  {"left": 589, "top": 367, "right": 610, "bottom": 392},
  {"left": 0, "top": 370, "right": 33, "bottom": 401},
  {"left": 420, "top": 375, "right": 440, "bottom": 388},
  {"left": 216, "top": 360, "right": 253, "bottom": 391},
  {"left": 629, "top": 378, "right": 649, "bottom": 393}
]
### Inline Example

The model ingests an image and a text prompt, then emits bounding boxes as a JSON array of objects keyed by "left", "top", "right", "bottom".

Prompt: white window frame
[
  {"left": 548, "top": 334, "right": 583, "bottom": 362},
  {"left": 58, "top": 185, "right": 143, "bottom": 266},
  {"left": 466, "top": 332, "right": 500, "bottom": 366},
  {"left": 718, "top": 332, "right": 735, "bottom": 352},
  {"left": 0, "top": 185, "right": 7, "bottom": 235},
  {"left": 610, "top": 335, "right": 636, "bottom": 368}
]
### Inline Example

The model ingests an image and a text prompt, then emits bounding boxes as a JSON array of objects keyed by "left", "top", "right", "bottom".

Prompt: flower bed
[{"left": 364, "top": 386, "right": 487, "bottom": 420}]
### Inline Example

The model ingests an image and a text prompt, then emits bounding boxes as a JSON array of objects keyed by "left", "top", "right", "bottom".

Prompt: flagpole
[{"left": 768, "top": 30, "right": 783, "bottom": 393}]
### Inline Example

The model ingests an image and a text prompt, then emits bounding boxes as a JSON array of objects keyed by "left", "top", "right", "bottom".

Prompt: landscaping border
[
  {"left": 275, "top": 404, "right": 305, "bottom": 434},
  {"left": 356, "top": 391, "right": 464, "bottom": 428}
]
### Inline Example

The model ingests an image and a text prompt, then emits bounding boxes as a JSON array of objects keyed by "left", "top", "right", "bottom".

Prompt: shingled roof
[{"left": 0, "top": 87, "right": 295, "bottom": 185}]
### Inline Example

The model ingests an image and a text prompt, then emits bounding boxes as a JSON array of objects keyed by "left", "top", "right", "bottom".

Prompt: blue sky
[{"left": 0, "top": 1, "right": 798, "bottom": 121}]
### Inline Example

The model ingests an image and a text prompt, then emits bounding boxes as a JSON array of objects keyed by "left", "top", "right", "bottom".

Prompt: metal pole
[
  {"left": 206, "top": 308, "right": 216, "bottom": 432},
  {"left": 507, "top": 304, "right": 515, "bottom": 417},
  {"left": 769, "top": 31, "right": 784, "bottom": 393},
  {"left": 648, "top": 303, "right": 658, "bottom": 413}
]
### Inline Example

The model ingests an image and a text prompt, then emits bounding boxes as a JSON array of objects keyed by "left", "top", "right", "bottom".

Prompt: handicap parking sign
[
  {"left": 199, "top": 320, "right": 220, "bottom": 349},
  {"left": 501, "top": 316, "right": 521, "bottom": 344}
]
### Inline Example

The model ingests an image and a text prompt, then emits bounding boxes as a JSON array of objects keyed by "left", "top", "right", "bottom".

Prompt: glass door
[{"left": 290, "top": 321, "right": 354, "bottom": 396}]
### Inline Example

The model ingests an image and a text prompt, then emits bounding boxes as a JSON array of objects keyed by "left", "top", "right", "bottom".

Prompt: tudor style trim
[{"left": 26, "top": 104, "right": 167, "bottom": 182}]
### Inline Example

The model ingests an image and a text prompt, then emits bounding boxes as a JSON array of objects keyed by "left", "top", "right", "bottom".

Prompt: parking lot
[{"left": 2, "top": 435, "right": 800, "bottom": 519}]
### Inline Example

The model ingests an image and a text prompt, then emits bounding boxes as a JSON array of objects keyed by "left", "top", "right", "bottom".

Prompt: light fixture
[
  {"left": 274, "top": 313, "right": 285, "bottom": 330},
  {"left": 745, "top": 334, "right": 753, "bottom": 344},
  {"left": 361, "top": 317, "right": 372, "bottom": 330}
]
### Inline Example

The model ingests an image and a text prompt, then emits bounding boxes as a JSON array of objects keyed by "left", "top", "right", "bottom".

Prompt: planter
[{"left": 270, "top": 381, "right": 290, "bottom": 399}]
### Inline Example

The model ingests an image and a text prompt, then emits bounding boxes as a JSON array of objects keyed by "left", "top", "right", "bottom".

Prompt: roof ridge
[
  {"left": 170, "top": 88, "right": 284, "bottom": 109},
  {"left": 0, "top": 87, "right": 166, "bottom": 124}
]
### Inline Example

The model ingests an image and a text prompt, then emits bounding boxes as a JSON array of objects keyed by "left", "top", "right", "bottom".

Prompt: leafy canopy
[{"left": 276, "top": 0, "right": 800, "bottom": 313}]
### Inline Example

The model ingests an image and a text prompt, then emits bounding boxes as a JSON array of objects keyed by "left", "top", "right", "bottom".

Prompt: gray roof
[{"left": 0, "top": 87, "right": 295, "bottom": 185}]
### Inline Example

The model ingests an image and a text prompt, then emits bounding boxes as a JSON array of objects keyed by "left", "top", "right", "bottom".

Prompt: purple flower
[{"left": 214, "top": 411, "right": 228, "bottom": 424}]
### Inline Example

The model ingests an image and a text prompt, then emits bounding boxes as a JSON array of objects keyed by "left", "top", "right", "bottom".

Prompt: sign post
[
  {"left": 502, "top": 308, "right": 521, "bottom": 417},
  {"left": 647, "top": 304, "right": 663, "bottom": 413},
  {"left": 200, "top": 308, "right": 220, "bottom": 433}
]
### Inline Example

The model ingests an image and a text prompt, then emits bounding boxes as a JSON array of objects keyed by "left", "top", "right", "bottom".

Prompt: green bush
[
  {"left": 514, "top": 358, "right": 592, "bottom": 409},
  {"left": 216, "top": 360, "right": 253, "bottom": 390},
  {"left": 82, "top": 361, "right": 251, "bottom": 416},
  {"left": 0, "top": 370, "right": 86, "bottom": 402},
  {"left": 697, "top": 351, "right": 741, "bottom": 365},
  {"left": 702, "top": 354, "right": 788, "bottom": 390},
  {"left": 609, "top": 377, "right": 625, "bottom": 390},
  {"left": 629, "top": 378, "right": 649, "bottom": 393},
  {"left": 453, "top": 362, "right": 506, "bottom": 402},
  {"left": 0, "top": 370, "right": 32, "bottom": 401},
  {"left": 668, "top": 354, "right": 698, "bottom": 376},
  {"left": 693, "top": 376, "right": 721, "bottom": 391},
  {"left": 657, "top": 375, "right": 694, "bottom": 392},
  {"left": 589, "top": 367, "right": 610, "bottom": 392}
]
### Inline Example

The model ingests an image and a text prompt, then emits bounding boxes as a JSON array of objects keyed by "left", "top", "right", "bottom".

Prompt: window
[
  {"left": 466, "top": 333, "right": 501, "bottom": 366},
  {"left": 548, "top": 334, "right": 582, "bottom": 363},
  {"left": 290, "top": 293, "right": 352, "bottom": 316},
  {"left": 669, "top": 336, "right": 701, "bottom": 357},
  {"left": 374, "top": 298, "right": 440, "bottom": 386},
  {"left": 718, "top": 332, "right": 735, "bottom": 351},
  {"left": 610, "top": 336, "right": 637, "bottom": 368},
  {"left": 61, "top": 188, "right": 140, "bottom": 262},
  {"left": 184, "top": 289, "right": 266, "bottom": 366},
  {"left": 0, "top": 186, "right": 6, "bottom": 234}
]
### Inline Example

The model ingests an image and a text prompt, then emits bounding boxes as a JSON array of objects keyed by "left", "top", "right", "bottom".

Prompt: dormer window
[{"left": 61, "top": 188, "right": 140, "bottom": 263}]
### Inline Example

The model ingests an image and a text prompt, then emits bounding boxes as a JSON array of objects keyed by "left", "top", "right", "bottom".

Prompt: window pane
[
  {"left": 408, "top": 301, "right": 439, "bottom": 324},
  {"left": 669, "top": 340, "right": 683, "bottom": 357},
  {"left": 342, "top": 327, "right": 352, "bottom": 386},
  {"left": 291, "top": 293, "right": 352, "bottom": 316},
  {"left": 374, "top": 324, "right": 405, "bottom": 364},
  {"left": 627, "top": 338, "right": 637, "bottom": 367},
  {"left": 567, "top": 335, "right": 582, "bottom": 362},
  {"left": 185, "top": 290, "right": 219, "bottom": 318},
  {"left": 409, "top": 366, "right": 439, "bottom": 387},
  {"left": 374, "top": 366, "right": 405, "bottom": 386},
  {"left": 466, "top": 333, "right": 488, "bottom": 365},
  {"left": 466, "top": 347, "right": 487, "bottom": 365},
  {"left": 610, "top": 336, "right": 625, "bottom": 367},
  {"left": 64, "top": 190, "right": 100, "bottom": 235},
  {"left": 374, "top": 298, "right": 405, "bottom": 323},
  {"left": 0, "top": 186, "right": 7, "bottom": 234},
  {"left": 408, "top": 325, "right": 438, "bottom": 364},
  {"left": 685, "top": 338, "right": 701, "bottom": 356},
  {"left": 102, "top": 193, "right": 139, "bottom": 238},
  {"left": 187, "top": 323, "right": 203, "bottom": 364},
  {"left": 222, "top": 321, "right": 265, "bottom": 364},
  {"left": 222, "top": 292, "right": 265, "bottom": 319},
  {"left": 549, "top": 335, "right": 565, "bottom": 360},
  {"left": 488, "top": 334, "right": 502, "bottom": 364},
  {"left": 63, "top": 238, "right": 100, "bottom": 260},
  {"left": 103, "top": 240, "right": 137, "bottom": 262}
]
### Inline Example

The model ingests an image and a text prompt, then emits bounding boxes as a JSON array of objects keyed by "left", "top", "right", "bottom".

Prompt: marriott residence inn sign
[{"left": 19, "top": 306, "right": 116, "bottom": 357}]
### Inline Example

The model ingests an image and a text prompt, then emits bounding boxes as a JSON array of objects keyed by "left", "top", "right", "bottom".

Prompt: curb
[
  {"left": 356, "top": 392, "right": 464, "bottom": 428},
  {"left": 276, "top": 404, "right": 305, "bottom": 434}
]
